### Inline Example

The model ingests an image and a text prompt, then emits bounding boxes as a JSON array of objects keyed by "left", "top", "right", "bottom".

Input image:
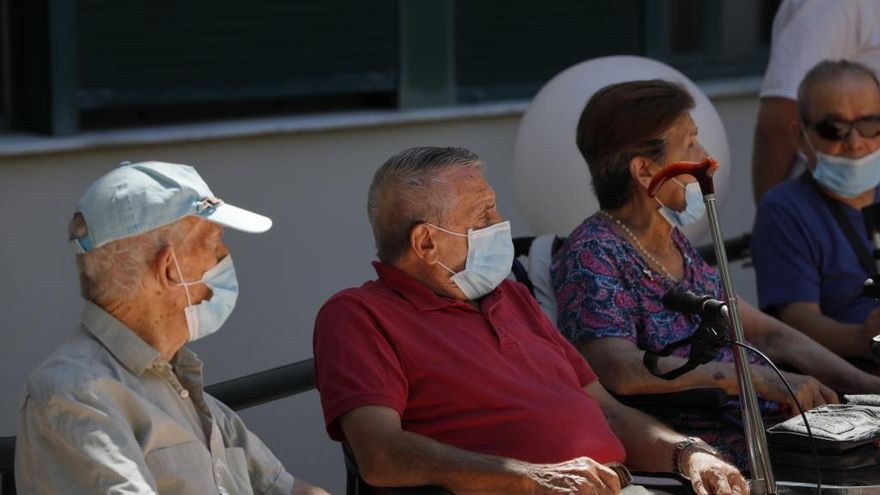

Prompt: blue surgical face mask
[
  {"left": 428, "top": 220, "right": 514, "bottom": 300},
  {"left": 803, "top": 129, "right": 880, "bottom": 198},
  {"left": 656, "top": 180, "right": 705, "bottom": 228},
  {"left": 172, "top": 252, "right": 239, "bottom": 342}
]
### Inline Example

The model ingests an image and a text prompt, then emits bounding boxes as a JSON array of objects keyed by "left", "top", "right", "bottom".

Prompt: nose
[
  {"left": 692, "top": 142, "right": 709, "bottom": 161},
  {"left": 844, "top": 126, "right": 871, "bottom": 156}
]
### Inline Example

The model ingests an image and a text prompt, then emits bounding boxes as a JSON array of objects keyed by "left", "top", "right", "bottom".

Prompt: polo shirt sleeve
[
  {"left": 508, "top": 280, "right": 598, "bottom": 388},
  {"left": 751, "top": 194, "right": 821, "bottom": 311},
  {"left": 542, "top": 316, "right": 597, "bottom": 388},
  {"left": 554, "top": 237, "right": 638, "bottom": 346},
  {"left": 760, "top": 0, "right": 861, "bottom": 99},
  {"left": 313, "top": 293, "right": 409, "bottom": 441},
  {"left": 15, "top": 383, "right": 159, "bottom": 494},
  {"left": 210, "top": 398, "right": 295, "bottom": 495}
]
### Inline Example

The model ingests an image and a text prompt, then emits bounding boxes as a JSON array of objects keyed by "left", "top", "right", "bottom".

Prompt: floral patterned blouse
[{"left": 550, "top": 213, "right": 780, "bottom": 471}]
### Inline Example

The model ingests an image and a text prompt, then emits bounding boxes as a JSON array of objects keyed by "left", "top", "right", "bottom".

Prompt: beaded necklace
[{"left": 599, "top": 210, "right": 681, "bottom": 282}]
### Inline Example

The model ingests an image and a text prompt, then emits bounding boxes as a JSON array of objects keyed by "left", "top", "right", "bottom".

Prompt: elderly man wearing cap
[{"left": 15, "top": 162, "right": 328, "bottom": 495}]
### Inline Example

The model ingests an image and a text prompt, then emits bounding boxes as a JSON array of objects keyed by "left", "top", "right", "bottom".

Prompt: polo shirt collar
[
  {"left": 372, "top": 261, "right": 504, "bottom": 311},
  {"left": 80, "top": 301, "right": 163, "bottom": 376}
]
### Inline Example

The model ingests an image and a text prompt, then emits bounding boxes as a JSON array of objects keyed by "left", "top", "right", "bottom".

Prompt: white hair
[
  {"left": 69, "top": 214, "right": 185, "bottom": 303},
  {"left": 367, "top": 146, "right": 485, "bottom": 263},
  {"left": 797, "top": 59, "right": 880, "bottom": 123}
]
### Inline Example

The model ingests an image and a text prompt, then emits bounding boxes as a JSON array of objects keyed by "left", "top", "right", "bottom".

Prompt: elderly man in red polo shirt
[{"left": 314, "top": 146, "right": 747, "bottom": 495}]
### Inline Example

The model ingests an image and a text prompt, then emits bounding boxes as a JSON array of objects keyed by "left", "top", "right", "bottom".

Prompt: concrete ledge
[
  {"left": 698, "top": 76, "right": 763, "bottom": 100},
  {"left": 0, "top": 101, "right": 529, "bottom": 158},
  {"left": 0, "top": 76, "right": 761, "bottom": 158}
]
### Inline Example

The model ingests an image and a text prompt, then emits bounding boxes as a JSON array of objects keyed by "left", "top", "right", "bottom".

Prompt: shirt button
[{"left": 179, "top": 389, "right": 190, "bottom": 399}]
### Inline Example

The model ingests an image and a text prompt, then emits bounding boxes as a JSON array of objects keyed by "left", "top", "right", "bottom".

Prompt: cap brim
[{"left": 203, "top": 203, "right": 273, "bottom": 233}]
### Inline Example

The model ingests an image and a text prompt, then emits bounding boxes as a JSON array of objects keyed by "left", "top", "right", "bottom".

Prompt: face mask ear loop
[
  {"left": 647, "top": 162, "right": 679, "bottom": 198},
  {"left": 801, "top": 125, "right": 820, "bottom": 158},
  {"left": 426, "top": 222, "right": 469, "bottom": 277},
  {"left": 170, "top": 249, "right": 193, "bottom": 307},
  {"left": 650, "top": 167, "right": 676, "bottom": 212},
  {"left": 654, "top": 196, "right": 666, "bottom": 211},
  {"left": 435, "top": 259, "right": 458, "bottom": 276},
  {"left": 425, "top": 222, "right": 467, "bottom": 237}
]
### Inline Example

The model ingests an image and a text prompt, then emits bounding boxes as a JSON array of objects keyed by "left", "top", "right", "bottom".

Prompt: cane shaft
[{"left": 705, "top": 195, "right": 776, "bottom": 494}]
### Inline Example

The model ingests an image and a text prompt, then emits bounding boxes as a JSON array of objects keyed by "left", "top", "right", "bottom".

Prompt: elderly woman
[{"left": 550, "top": 79, "right": 880, "bottom": 469}]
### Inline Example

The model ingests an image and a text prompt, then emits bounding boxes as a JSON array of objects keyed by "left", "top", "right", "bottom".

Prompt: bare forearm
[
  {"left": 581, "top": 341, "right": 740, "bottom": 396},
  {"left": 590, "top": 383, "right": 681, "bottom": 473},
  {"left": 748, "top": 307, "right": 880, "bottom": 392},
  {"left": 752, "top": 127, "right": 796, "bottom": 201},
  {"left": 778, "top": 307, "right": 869, "bottom": 359},
  {"left": 373, "top": 430, "right": 528, "bottom": 492},
  {"left": 752, "top": 97, "right": 799, "bottom": 202},
  {"left": 590, "top": 384, "right": 749, "bottom": 494},
  {"left": 344, "top": 407, "right": 528, "bottom": 494}
]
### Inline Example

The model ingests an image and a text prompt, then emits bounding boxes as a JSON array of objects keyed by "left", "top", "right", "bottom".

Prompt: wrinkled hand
[
  {"left": 523, "top": 457, "right": 622, "bottom": 495},
  {"left": 753, "top": 367, "right": 838, "bottom": 416},
  {"left": 682, "top": 451, "right": 749, "bottom": 495}
]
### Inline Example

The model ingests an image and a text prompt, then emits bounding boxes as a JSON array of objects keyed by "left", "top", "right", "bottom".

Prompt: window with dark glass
[
  {"left": 76, "top": 0, "right": 398, "bottom": 128},
  {"left": 4, "top": 0, "right": 781, "bottom": 135}
]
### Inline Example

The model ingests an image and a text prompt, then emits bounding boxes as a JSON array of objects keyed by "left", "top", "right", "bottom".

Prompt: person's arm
[
  {"left": 15, "top": 389, "right": 159, "bottom": 495},
  {"left": 340, "top": 404, "right": 621, "bottom": 495},
  {"left": 315, "top": 296, "right": 617, "bottom": 494},
  {"left": 292, "top": 479, "right": 331, "bottom": 495},
  {"left": 740, "top": 298, "right": 880, "bottom": 392},
  {"left": 585, "top": 381, "right": 747, "bottom": 495},
  {"left": 579, "top": 335, "right": 835, "bottom": 416},
  {"left": 210, "top": 398, "right": 330, "bottom": 495},
  {"left": 774, "top": 301, "right": 880, "bottom": 361},
  {"left": 752, "top": 0, "right": 865, "bottom": 202},
  {"left": 580, "top": 337, "right": 741, "bottom": 396},
  {"left": 751, "top": 97, "right": 800, "bottom": 202}
]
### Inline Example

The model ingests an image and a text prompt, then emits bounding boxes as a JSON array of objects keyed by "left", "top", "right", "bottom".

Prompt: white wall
[
  {"left": 0, "top": 93, "right": 760, "bottom": 494},
  {"left": 712, "top": 96, "right": 761, "bottom": 301}
]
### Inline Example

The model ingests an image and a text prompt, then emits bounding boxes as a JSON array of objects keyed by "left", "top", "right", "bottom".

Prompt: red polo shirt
[{"left": 313, "top": 262, "right": 626, "bottom": 465}]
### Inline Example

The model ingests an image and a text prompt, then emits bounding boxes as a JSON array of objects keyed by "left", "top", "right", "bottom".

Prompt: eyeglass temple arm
[{"left": 647, "top": 156, "right": 718, "bottom": 197}]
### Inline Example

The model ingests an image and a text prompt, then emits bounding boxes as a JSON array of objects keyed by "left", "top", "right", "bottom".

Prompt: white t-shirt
[{"left": 760, "top": 0, "right": 880, "bottom": 100}]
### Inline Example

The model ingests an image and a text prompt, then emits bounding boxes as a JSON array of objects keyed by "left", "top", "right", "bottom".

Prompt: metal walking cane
[{"left": 648, "top": 156, "right": 778, "bottom": 495}]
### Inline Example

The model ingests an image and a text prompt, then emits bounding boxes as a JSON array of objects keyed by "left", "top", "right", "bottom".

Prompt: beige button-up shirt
[{"left": 15, "top": 302, "right": 295, "bottom": 495}]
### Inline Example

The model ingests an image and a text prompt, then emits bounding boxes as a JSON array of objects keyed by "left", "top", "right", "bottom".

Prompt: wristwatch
[
  {"left": 673, "top": 437, "right": 719, "bottom": 479},
  {"left": 607, "top": 462, "right": 633, "bottom": 488}
]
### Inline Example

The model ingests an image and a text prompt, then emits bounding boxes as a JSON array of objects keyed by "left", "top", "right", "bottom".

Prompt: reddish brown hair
[{"left": 576, "top": 79, "right": 694, "bottom": 210}]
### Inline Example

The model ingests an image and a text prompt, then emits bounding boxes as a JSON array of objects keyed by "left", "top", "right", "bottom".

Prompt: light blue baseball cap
[{"left": 69, "top": 161, "right": 272, "bottom": 253}]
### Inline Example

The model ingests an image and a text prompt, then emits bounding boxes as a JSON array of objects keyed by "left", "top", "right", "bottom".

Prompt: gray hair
[
  {"left": 367, "top": 146, "right": 485, "bottom": 264},
  {"left": 69, "top": 214, "right": 185, "bottom": 304},
  {"left": 797, "top": 59, "right": 880, "bottom": 123}
]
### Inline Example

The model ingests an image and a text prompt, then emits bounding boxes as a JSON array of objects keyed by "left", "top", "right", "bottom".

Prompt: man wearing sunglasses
[
  {"left": 751, "top": 0, "right": 880, "bottom": 203},
  {"left": 751, "top": 59, "right": 880, "bottom": 368}
]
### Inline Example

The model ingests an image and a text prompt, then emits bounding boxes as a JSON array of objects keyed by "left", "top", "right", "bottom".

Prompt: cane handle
[{"left": 647, "top": 156, "right": 718, "bottom": 197}]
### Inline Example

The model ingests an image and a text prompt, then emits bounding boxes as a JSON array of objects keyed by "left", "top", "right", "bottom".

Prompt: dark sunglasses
[{"left": 807, "top": 115, "right": 880, "bottom": 141}]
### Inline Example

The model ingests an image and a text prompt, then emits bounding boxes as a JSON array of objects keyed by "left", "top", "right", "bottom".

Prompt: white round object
[{"left": 511, "top": 55, "right": 730, "bottom": 240}]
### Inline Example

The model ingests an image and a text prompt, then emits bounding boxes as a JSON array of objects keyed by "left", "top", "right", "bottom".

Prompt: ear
[
  {"left": 629, "top": 156, "right": 655, "bottom": 189},
  {"left": 409, "top": 223, "right": 439, "bottom": 264},
  {"left": 153, "top": 245, "right": 179, "bottom": 288}
]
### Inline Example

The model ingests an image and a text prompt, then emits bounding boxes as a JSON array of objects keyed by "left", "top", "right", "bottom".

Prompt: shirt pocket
[{"left": 145, "top": 441, "right": 216, "bottom": 495}]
